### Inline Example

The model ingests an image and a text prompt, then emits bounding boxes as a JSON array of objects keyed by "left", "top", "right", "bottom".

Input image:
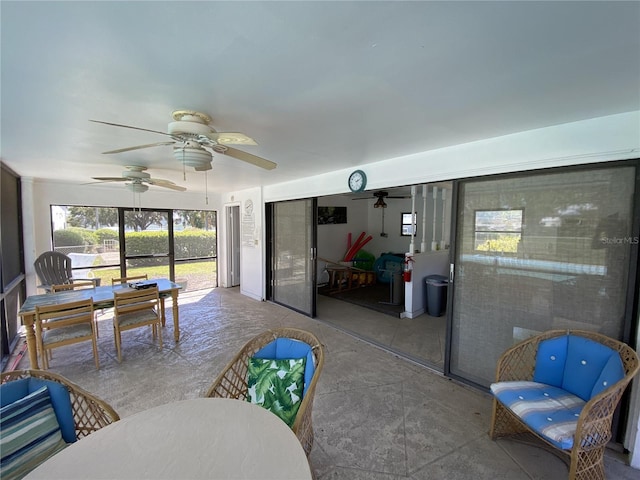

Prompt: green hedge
[
  {"left": 54, "top": 227, "right": 97, "bottom": 252},
  {"left": 95, "top": 228, "right": 119, "bottom": 244},
  {"left": 126, "top": 230, "right": 216, "bottom": 267},
  {"left": 54, "top": 228, "right": 216, "bottom": 263}
]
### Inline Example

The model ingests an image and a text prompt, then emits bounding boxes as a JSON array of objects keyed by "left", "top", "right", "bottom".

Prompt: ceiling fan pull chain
[
  {"left": 182, "top": 149, "right": 187, "bottom": 181},
  {"left": 205, "top": 170, "right": 209, "bottom": 205}
]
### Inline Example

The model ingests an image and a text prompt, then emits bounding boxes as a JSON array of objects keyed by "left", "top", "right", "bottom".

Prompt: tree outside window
[{"left": 474, "top": 209, "right": 523, "bottom": 253}]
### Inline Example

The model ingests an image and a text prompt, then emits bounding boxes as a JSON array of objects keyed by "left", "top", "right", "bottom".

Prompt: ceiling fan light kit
[
  {"left": 374, "top": 197, "right": 387, "bottom": 208},
  {"left": 91, "top": 110, "right": 275, "bottom": 173},
  {"left": 91, "top": 166, "right": 186, "bottom": 193},
  {"left": 174, "top": 144, "right": 213, "bottom": 171}
]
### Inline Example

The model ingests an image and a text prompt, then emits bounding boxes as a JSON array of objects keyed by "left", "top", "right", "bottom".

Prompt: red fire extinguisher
[{"left": 403, "top": 255, "right": 414, "bottom": 282}]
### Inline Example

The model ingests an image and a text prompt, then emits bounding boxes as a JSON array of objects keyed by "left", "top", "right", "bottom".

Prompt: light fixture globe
[
  {"left": 174, "top": 144, "right": 212, "bottom": 170},
  {"left": 125, "top": 182, "right": 149, "bottom": 193}
]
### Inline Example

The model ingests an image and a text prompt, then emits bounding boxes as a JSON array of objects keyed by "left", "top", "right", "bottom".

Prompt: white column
[
  {"left": 431, "top": 186, "right": 438, "bottom": 251},
  {"left": 420, "top": 184, "right": 428, "bottom": 253},
  {"left": 441, "top": 188, "right": 447, "bottom": 248},
  {"left": 409, "top": 185, "right": 416, "bottom": 254}
]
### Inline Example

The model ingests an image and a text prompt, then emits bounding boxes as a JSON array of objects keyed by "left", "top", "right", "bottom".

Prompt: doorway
[{"left": 226, "top": 205, "right": 240, "bottom": 287}]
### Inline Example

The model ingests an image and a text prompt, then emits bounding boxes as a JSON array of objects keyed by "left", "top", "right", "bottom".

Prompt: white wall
[{"left": 219, "top": 187, "right": 264, "bottom": 301}]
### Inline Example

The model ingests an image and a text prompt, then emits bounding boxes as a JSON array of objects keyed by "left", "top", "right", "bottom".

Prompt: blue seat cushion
[
  {"left": 254, "top": 338, "right": 316, "bottom": 396},
  {"left": 491, "top": 381, "right": 585, "bottom": 450},
  {"left": 0, "top": 377, "right": 76, "bottom": 443}
]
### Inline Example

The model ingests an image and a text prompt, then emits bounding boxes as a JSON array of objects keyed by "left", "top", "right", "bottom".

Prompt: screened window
[
  {"left": 474, "top": 209, "right": 523, "bottom": 253},
  {"left": 401, "top": 212, "right": 417, "bottom": 236},
  {"left": 50, "top": 206, "right": 217, "bottom": 292}
]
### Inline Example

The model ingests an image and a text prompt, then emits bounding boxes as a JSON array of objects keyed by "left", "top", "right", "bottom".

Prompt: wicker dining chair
[
  {"left": 205, "top": 328, "right": 325, "bottom": 456},
  {"left": 1, "top": 369, "right": 120, "bottom": 438},
  {"left": 489, "top": 329, "right": 639, "bottom": 480}
]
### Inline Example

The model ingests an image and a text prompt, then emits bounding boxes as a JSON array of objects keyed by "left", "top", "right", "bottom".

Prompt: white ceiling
[{"left": 2, "top": 1, "right": 639, "bottom": 196}]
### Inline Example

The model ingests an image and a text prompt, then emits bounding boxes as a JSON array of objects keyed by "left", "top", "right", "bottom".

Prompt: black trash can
[{"left": 425, "top": 274, "right": 448, "bottom": 317}]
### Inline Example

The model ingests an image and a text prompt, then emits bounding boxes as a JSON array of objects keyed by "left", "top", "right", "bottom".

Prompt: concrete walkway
[{"left": 11, "top": 287, "right": 638, "bottom": 479}]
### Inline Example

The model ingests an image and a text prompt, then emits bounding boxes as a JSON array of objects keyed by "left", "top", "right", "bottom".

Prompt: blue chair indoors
[
  {"left": 205, "top": 328, "right": 325, "bottom": 456},
  {"left": 489, "top": 330, "right": 639, "bottom": 480},
  {"left": 0, "top": 370, "right": 119, "bottom": 480}
]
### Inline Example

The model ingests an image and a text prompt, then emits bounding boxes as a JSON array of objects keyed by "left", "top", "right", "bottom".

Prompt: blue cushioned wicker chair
[
  {"left": 0, "top": 370, "right": 119, "bottom": 479},
  {"left": 489, "top": 330, "right": 638, "bottom": 480},
  {"left": 205, "top": 328, "right": 324, "bottom": 456}
]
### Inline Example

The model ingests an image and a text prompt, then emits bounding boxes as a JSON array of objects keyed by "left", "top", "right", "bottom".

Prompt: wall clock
[
  {"left": 244, "top": 199, "right": 254, "bottom": 216},
  {"left": 348, "top": 170, "right": 367, "bottom": 192}
]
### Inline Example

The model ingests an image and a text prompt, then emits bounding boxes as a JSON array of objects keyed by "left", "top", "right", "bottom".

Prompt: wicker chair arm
[
  {"left": 1, "top": 369, "right": 119, "bottom": 439},
  {"left": 574, "top": 377, "right": 632, "bottom": 451}
]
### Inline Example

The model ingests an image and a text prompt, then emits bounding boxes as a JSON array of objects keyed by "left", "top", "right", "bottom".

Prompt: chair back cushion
[
  {"left": 0, "top": 386, "right": 68, "bottom": 479},
  {"left": 254, "top": 338, "right": 316, "bottom": 396},
  {"left": 0, "top": 378, "right": 76, "bottom": 442},
  {"left": 247, "top": 357, "right": 306, "bottom": 427},
  {"left": 533, "top": 334, "right": 625, "bottom": 401}
]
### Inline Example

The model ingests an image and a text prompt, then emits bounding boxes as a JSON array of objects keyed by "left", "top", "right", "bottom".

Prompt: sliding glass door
[
  {"left": 448, "top": 163, "right": 638, "bottom": 388},
  {"left": 268, "top": 199, "right": 317, "bottom": 316}
]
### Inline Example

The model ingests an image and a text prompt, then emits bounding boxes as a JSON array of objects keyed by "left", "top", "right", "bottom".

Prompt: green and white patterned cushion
[
  {"left": 0, "top": 386, "right": 68, "bottom": 480},
  {"left": 247, "top": 357, "right": 306, "bottom": 428}
]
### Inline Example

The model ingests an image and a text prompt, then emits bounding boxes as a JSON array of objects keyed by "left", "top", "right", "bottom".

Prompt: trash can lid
[{"left": 426, "top": 274, "right": 448, "bottom": 285}]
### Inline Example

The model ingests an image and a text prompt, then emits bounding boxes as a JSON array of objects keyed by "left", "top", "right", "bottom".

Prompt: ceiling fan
[
  {"left": 91, "top": 166, "right": 186, "bottom": 193},
  {"left": 352, "top": 190, "right": 410, "bottom": 208},
  {"left": 90, "top": 110, "right": 277, "bottom": 172}
]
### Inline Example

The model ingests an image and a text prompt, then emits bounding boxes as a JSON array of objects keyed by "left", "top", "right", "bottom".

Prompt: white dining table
[{"left": 25, "top": 398, "right": 313, "bottom": 480}]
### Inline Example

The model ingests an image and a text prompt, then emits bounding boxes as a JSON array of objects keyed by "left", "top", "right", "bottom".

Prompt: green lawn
[{"left": 89, "top": 261, "right": 216, "bottom": 287}]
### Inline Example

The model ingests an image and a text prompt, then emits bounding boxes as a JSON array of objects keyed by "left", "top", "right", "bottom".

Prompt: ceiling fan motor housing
[{"left": 168, "top": 120, "right": 214, "bottom": 137}]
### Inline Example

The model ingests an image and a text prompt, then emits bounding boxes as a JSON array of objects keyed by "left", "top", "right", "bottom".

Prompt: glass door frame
[
  {"left": 266, "top": 198, "right": 317, "bottom": 317},
  {"left": 444, "top": 159, "right": 640, "bottom": 388}
]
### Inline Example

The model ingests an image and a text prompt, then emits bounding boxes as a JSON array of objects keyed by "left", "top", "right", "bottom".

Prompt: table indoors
[
  {"left": 24, "top": 398, "right": 313, "bottom": 480},
  {"left": 18, "top": 278, "right": 181, "bottom": 368}
]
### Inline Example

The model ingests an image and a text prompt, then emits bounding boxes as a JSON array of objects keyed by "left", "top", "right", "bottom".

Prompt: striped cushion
[
  {"left": 0, "top": 386, "right": 68, "bottom": 479},
  {"left": 491, "top": 381, "right": 585, "bottom": 450}
]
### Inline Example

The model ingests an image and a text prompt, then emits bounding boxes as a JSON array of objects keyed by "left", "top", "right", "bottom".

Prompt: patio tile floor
[{"left": 8, "top": 287, "right": 638, "bottom": 479}]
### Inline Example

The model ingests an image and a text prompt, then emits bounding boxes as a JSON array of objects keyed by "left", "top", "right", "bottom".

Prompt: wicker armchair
[
  {"left": 205, "top": 328, "right": 324, "bottom": 456},
  {"left": 1, "top": 369, "right": 120, "bottom": 439},
  {"left": 489, "top": 330, "right": 639, "bottom": 480}
]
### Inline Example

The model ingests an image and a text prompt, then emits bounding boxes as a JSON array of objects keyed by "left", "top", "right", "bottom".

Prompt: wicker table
[{"left": 25, "top": 398, "right": 312, "bottom": 480}]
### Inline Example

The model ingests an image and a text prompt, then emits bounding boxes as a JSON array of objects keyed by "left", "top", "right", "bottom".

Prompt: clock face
[
  {"left": 244, "top": 199, "right": 254, "bottom": 215},
  {"left": 348, "top": 170, "right": 367, "bottom": 192}
]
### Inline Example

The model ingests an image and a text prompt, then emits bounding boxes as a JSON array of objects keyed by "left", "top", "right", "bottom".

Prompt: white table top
[{"left": 26, "top": 398, "right": 312, "bottom": 480}]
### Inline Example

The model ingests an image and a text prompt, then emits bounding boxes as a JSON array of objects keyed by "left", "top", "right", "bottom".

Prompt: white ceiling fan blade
[
  {"left": 91, "top": 177, "right": 129, "bottom": 182},
  {"left": 102, "top": 141, "right": 176, "bottom": 154},
  {"left": 218, "top": 146, "right": 277, "bottom": 170},
  {"left": 147, "top": 178, "right": 187, "bottom": 191},
  {"left": 205, "top": 131, "right": 258, "bottom": 146},
  {"left": 90, "top": 119, "right": 172, "bottom": 137}
]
